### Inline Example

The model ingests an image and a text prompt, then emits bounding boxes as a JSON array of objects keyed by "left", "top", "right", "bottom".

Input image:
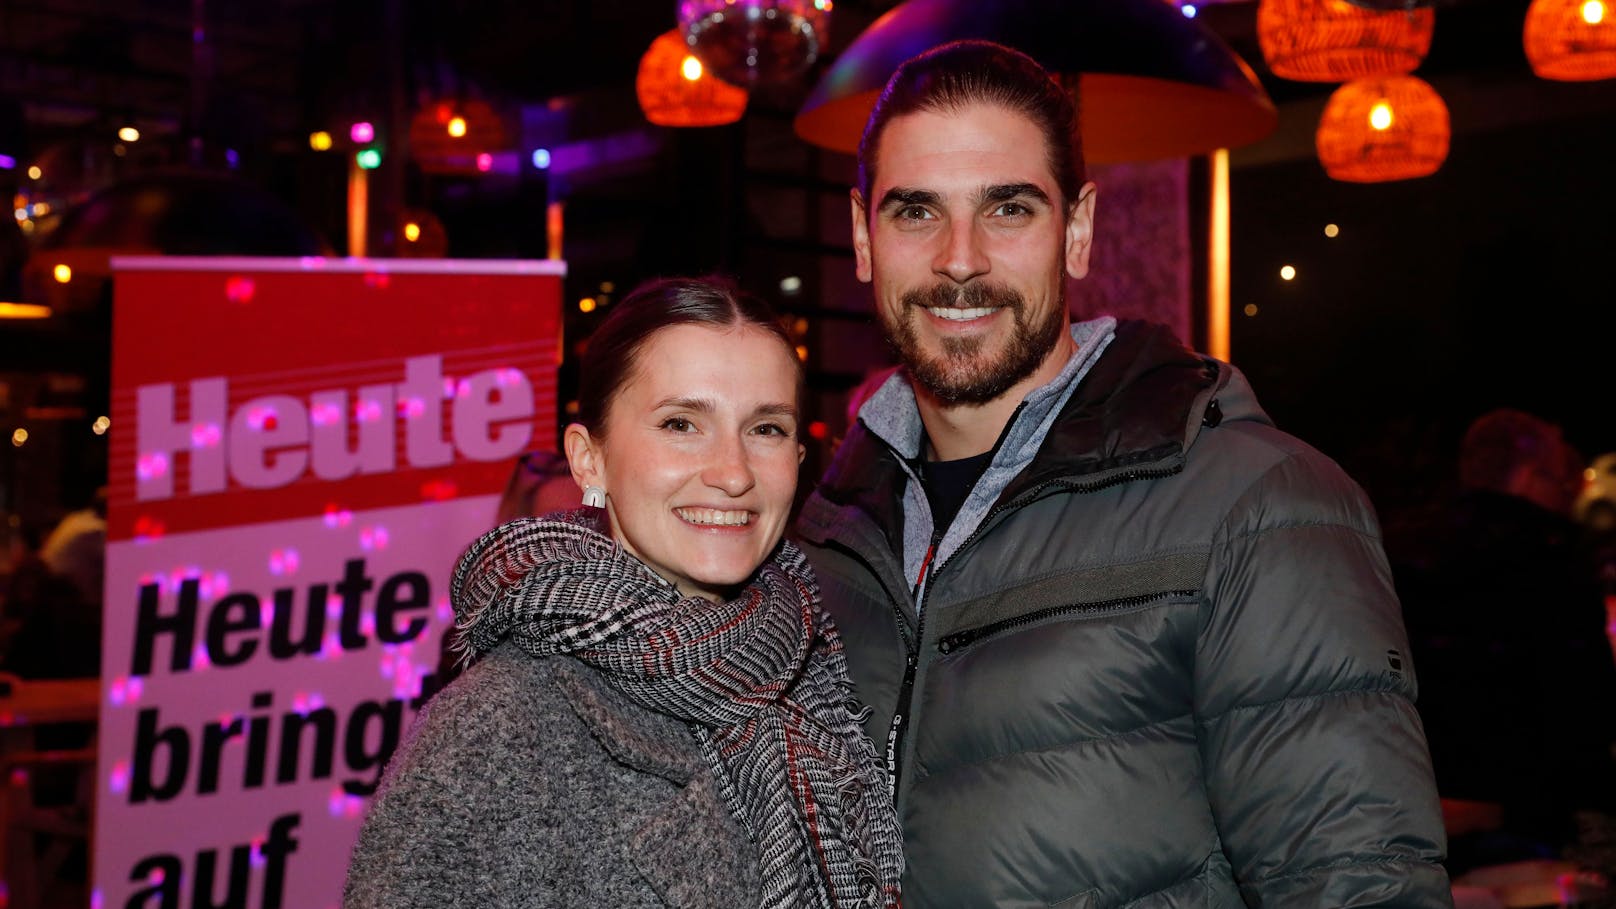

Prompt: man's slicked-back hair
[{"left": 857, "top": 40, "right": 1085, "bottom": 210}]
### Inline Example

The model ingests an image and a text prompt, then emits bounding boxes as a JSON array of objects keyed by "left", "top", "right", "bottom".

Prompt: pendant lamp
[
  {"left": 679, "top": 0, "right": 830, "bottom": 85},
  {"left": 1258, "top": 0, "right": 1434, "bottom": 82},
  {"left": 1315, "top": 75, "right": 1449, "bottom": 182},
  {"left": 1524, "top": 0, "right": 1616, "bottom": 81},
  {"left": 637, "top": 29, "right": 749, "bottom": 128},
  {"left": 793, "top": 0, "right": 1276, "bottom": 163}
]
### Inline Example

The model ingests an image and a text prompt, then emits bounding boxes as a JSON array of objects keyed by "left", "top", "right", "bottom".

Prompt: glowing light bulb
[
  {"left": 53, "top": 263, "right": 72, "bottom": 283},
  {"left": 119, "top": 126, "right": 141, "bottom": 142},
  {"left": 579, "top": 297, "right": 597, "bottom": 313},
  {"left": 1324, "top": 223, "right": 1340, "bottom": 238},
  {"left": 1369, "top": 102, "right": 1394, "bottom": 131},
  {"left": 350, "top": 122, "right": 375, "bottom": 144},
  {"left": 681, "top": 55, "right": 704, "bottom": 81},
  {"left": 356, "top": 148, "right": 382, "bottom": 169},
  {"left": 310, "top": 131, "right": 333, "bottom": 151},
  {"left": 403, "top": 222, "right": 421, "bottom": 243},
  {"left": 475, "top": 152, "right": 493, "bottom": 172},
  {"left": 1280, "top": 265, "right": 1296, "bottom": 281},
  {"left": 447, "top": 117, "right": 467, "bottom": 138},
  {"left": 531, "top": 148, "right": 551, "bottom": 169},
  {"left": 92, "top": 416, "right": 111, "bottom": 435},
  {"left": 1583, "top": 0, "right": 1605, "bottom": 25},
  {"left": 26, "top": 165, "right": 41, "bottom": 180},
  {"left": 11, "top": 428, "right": 27, "bottom": 447}
]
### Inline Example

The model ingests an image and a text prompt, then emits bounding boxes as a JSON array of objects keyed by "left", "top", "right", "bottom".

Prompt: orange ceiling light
[
  {"left": 1316, "top": 75, "right": 1449, "bottom": 182},
  {"left": 409, "top": 98, "right": 510, "bottom": 175},
  {"left": 1524, "top": 0, "right": 1616, "bottom": 80},
  {"left": 1258, "top": 0, "right": 1435, "bottom": 82},
  {"left": 636, "top": 29, "right": 748, "bottom": 128}
]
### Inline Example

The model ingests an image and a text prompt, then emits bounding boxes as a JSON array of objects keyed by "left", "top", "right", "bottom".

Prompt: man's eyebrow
[
  {"left": 980, "top": 183, "right": 1052, "bottom": 206},
  {"left": 877, "top": 187, "right": 941, "bottom": 212}
]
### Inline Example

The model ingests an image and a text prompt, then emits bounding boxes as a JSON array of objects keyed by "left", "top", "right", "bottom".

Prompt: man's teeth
[
  {"left": 928, "top": 306, "right": 996, "bottom": 321},
  {"left": 677, "top": 508, "right": 751, "bottom": 526}
]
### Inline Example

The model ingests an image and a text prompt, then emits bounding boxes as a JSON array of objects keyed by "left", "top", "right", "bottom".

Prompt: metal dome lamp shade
[
  {"left": 1258, "top": 0, "right": 1435, "bottom": 82},
  {"left": 792, "top": 0, "right": 1277, "bottom": 163},
  {"left": 1315, "top": 75, "right": 1449, "bottom": 182},
  {"left": 1524, "top": 0, "right": 1616, "bottom": 81},
  {"left": 637, "top": 29, "right": 750, "bottom": 127}
]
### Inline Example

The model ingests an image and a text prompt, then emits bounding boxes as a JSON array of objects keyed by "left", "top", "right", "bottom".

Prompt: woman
[{"left": 343, "top": 277, "right": 903, "bottom": 908}]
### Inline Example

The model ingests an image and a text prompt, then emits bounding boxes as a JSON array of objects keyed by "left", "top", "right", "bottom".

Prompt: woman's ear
[{"left": 562, "top": 423, "right": 604, "bottom": 493}]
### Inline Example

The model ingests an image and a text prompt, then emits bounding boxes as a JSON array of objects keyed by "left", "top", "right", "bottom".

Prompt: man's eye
[
  {"left": 660, "top": 417, "right": 695, "bottom": 432},
  {"left": 897, "top": 205, "right": 932, "bottom": 221},
  {"left": 994, "top": 201, "right": 1031, "bottom": 217},
  {"left": 753, "top": 422, "right": 792, "bottom": 438}
]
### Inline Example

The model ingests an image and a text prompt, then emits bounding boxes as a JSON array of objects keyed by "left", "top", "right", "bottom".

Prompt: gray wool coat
[{"left": 342, "top": 641, "right": 762, "bottom": 908}]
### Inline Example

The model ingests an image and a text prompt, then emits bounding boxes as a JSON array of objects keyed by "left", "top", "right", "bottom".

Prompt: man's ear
[
  {"left": 1064, "top": 181, "right": 1098, "bottom": 280},
  {"left": 851, "top": 189, "right": 873, "bottom": 284},
  {"left": 562, "top": 423, "right": 604, "bottom": 492}
]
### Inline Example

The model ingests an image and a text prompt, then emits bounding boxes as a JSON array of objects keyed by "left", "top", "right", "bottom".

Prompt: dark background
[{"left": 0, "top": 0, "right": 1612, "bottom": 530}]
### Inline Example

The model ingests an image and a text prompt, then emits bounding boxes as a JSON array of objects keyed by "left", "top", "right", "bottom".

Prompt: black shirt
[{"left": 921, "top": 449, "right": 994, "bottom": 535}]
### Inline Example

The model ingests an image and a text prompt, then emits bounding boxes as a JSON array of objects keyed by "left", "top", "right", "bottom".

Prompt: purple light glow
[
  {"left": 350, "top": 122, "right": 375, "bottom": 144},
  {"left": 108, "top": 760, "right": 130, "bottom": 794},
  {"left": 136, "top": 452, "right": 170, "bottom": 480}
]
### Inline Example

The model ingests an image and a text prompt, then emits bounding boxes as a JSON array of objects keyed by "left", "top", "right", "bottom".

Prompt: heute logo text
[{"left": 135, "top": 355, "right": 533, "bottom": 502}]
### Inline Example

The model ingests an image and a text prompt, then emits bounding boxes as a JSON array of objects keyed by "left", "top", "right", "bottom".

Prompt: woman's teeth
[{"left": 676, "top": 508, "right": 751, "bottom": 526}]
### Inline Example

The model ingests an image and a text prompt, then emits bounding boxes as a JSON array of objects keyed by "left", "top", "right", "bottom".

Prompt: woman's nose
[{"left": 702, "top": 437, "right": 756, "bottom": 497}]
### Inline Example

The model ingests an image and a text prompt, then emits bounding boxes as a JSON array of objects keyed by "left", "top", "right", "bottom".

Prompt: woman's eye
[{"left": 660, "top": 417, "right": 695, "bottom": 433}]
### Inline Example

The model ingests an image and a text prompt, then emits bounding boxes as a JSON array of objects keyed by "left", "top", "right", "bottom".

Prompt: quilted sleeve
[{"left": 1195, "top": 447, "right": 1453, "bottom": 908}]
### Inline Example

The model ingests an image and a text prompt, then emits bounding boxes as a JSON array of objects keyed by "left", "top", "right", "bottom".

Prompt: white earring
[{"left": 582, "top": 485, "right": 605, "bottom": 508}]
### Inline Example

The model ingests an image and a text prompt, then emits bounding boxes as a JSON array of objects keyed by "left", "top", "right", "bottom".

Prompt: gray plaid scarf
[{"left": 451, "top": 511, "right": 904, "bottom": 909}]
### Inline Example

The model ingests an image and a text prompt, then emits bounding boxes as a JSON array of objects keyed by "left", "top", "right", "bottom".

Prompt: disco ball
[{"left": 678, "top": 0, "right": 829, "bottom": 85}]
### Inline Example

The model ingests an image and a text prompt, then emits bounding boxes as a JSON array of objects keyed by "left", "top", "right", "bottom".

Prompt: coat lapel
[{"left": 550, "top": 660, "right": 761, "bottom": 908}]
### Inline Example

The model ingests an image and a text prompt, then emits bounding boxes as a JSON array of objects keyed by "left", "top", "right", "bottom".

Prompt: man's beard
[{"left": 885, "top": 280, "right": 1066, "bottom": 406}]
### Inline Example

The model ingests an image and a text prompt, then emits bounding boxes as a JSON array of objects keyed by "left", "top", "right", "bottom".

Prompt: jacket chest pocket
[{"left": 930, "top": 550, "right": 1209, "bottom": 656}]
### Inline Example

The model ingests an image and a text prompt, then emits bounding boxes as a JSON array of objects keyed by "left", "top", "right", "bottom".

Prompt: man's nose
[{"left": 932, "top": 218, "right": 990, "bottom": 284}]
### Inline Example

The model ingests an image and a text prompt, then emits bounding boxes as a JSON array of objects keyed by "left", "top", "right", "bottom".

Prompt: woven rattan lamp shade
[
  {"left": 1524, "top": 0, "right": 1616, "bottom": 81},
  {"left": 1315, "top": 75, "right": 1449, "bottom": 182},
  {"left": 1259, "top": 0, "right": 1435, "bottom": 82},
  {"left": 636, "top": 29, "right": 748, "bottom": 127}
]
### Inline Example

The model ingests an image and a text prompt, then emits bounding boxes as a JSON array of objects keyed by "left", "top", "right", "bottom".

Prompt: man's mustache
[{"left": 901, "top": 281, "right": 1023, "bottom": 311}]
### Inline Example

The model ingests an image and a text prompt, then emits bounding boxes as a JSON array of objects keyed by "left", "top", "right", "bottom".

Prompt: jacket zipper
[
  {"left": 881, "top": 460, "right": 1186, "bottom": 799},
  {"left": 936, "top": 589, "right": 1199, "bottom": 654},
  {"left": 883, "top": 531, "right": 938, "bottom": 795}
]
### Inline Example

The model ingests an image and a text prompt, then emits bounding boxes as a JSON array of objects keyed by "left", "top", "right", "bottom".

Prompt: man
[
  {"left": 1388, "top": 409, "right": 1616, "bottom": 876},
  {"left": 795, "top": 40, "right": 1451, "bottom": 906}
]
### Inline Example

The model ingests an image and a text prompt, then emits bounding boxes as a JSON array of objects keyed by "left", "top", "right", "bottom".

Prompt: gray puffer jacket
[{"left": 796, "top": 321, "right": 1450, "bottom": 908}]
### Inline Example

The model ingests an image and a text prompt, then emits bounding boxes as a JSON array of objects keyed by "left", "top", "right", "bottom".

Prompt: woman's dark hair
[{"left": 574, "top": 275, "right": 801, "bottom": 436}]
